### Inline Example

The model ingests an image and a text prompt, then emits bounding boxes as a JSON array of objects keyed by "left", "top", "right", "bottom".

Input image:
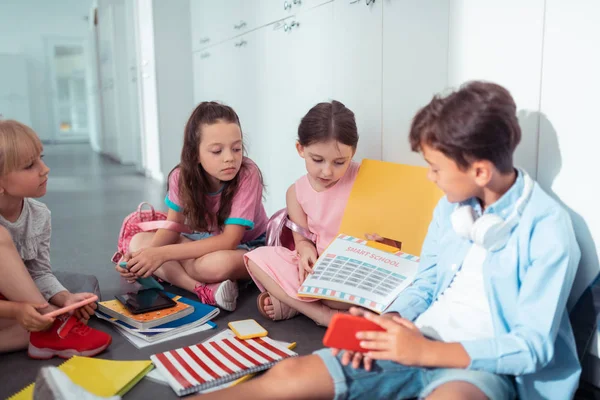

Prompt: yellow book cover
[
  {"left": 339, "top": 159, "right": 442, "bottom": 256},
  {"left": 8, "top": 356, "right": 153, "bottom": 400}
]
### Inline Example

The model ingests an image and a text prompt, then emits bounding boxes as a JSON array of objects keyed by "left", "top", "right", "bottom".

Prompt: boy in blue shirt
[{"left": 195, "top": 81, "right": 581, "bottom": 400}]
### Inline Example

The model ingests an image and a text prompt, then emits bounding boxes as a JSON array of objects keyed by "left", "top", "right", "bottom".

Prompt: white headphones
[{"left": 451, "top": 170, "right": 534, "bottom": 252}]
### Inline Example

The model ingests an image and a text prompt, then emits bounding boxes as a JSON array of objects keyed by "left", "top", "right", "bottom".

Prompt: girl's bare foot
[{"left": 263, "top": 295, "right": 276, "bottom": 319}]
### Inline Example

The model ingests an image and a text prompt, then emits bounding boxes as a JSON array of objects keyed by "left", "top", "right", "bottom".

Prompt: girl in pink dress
[
  {"left": 245, "top": 100, "right": 360, "bottom": 326},
  {"left": 118, "top": 102, "right": 268, "bottom": 312}
]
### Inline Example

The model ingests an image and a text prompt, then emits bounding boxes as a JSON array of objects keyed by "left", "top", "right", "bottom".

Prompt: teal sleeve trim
[
  {"left": 164, "top": 194, "right": 182, "bottom": 212},
  {"left": 225, "top": 217, "right": 254, "bottom": 230}
]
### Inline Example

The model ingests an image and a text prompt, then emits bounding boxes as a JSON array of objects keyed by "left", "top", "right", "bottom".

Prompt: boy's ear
[
  {"left": 472, "top": 160, "right": 494, "bottom": 187},
  {"left": 296, "top": 142, "right": 305, "bottom": 158}
]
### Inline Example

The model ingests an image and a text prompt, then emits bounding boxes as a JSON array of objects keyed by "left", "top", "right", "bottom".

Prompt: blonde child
[
  {"left": 247, "top": 100, "right": 360, "bottom": 327},
  {"left": 0, "top": 120, "right": 111, "bottom": 358},
  {"left": 119, "top": 102, "right": 268, "bottom": 311}
]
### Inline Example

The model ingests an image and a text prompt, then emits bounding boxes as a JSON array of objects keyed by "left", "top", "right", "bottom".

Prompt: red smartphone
[{"left": 323, "top": 314, "right": 386, "bottom": 352}]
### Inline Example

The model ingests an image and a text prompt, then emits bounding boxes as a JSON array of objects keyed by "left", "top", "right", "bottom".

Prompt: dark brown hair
[
  {"left": 409, "top": 81, "right": 521, "bottom": 173},
  {"left": 169, "top": 102, "right": 263, "bottom": 231},
  {"left": 298, "top": 100, "right": 359, "bottom": 148}
]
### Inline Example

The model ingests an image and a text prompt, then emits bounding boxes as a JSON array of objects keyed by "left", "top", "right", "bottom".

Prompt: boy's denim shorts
[
  {"left": 314, "top": 348, "right": 516, "bottom": 400},
  {"left": 181, "top": 232, "right": 266, "bottom": 251}
]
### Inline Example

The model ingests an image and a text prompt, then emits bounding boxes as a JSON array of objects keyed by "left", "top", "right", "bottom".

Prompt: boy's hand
[
  {"left": 128, "top": 247, "right": 165, "bottom": 278},
  {"left": 356, "top": 310, "right": 429, "bottom": 367},
  {"left": 64, "top": 292, "right": 98, "bottom": 321},
  {"left": 14, "top": 303, "right": 55, "bottom": 331},
  {"left": 365, "top": 233, "right": 401, "bottom": 249},
  {"left": 296, "top": 241, "right": 317, "bottom": 283},
  {"left": 330, "top": 307, "right": 399, "bottom": 371},
  {"left": 332, "top": 348, "right": 374, "bottom": 371}
]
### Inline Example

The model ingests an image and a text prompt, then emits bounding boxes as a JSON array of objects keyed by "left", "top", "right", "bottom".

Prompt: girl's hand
[
  {"left": 356, "top": 310, "right": 428, "bottom": 367},
  {"left": 365, "top": 233, "right": 401, "bottom": 249},
  {"left": 64, "top": 292, "right": 98, "bottom": 321},
  {"left": 14, "top": 303, "right": 55, "bottom": 332},
  {"left": 116, "top": 253, "right": 137, "bottom": 283},
  {"left": 128, "top": 247, "right": 166, "bottom": 278},
  {"left": 296, "top": 241, "right": 317, "bottom": 283}
]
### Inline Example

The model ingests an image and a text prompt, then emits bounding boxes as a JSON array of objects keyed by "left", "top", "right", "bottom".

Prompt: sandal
[{"left": 256, "top": 292, "right": 298, "bottom": 321}]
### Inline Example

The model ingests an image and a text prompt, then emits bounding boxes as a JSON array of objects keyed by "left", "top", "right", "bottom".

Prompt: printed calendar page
[{"left": 298, "top": 234, "right": 419, "bottom": 313}]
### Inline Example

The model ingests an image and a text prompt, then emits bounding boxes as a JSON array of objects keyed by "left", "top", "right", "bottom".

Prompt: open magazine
[{"left": 298, "top": 234, "right": 419, "bottom": 313}]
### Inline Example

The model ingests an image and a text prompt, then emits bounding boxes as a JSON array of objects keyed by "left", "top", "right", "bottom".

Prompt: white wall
[
  {"left": 153, "top": 0, "right": 194, "bottom": 179},
  {"left": 537, "top": 0, "right": 600, "bottom": 310},
  {"left": 135, "top": 0, "right": 163, "bottom": 181},
  {"left": 447, "top": 0, "right": 545, "bottom": 179},
  {"left": 382, "top": 0, "right": 449, "bottom": 167},
  {"left": 0, "top": 0, "right": 92, "bottom": 141},
  {"left": 87, "top": 1, "right": 102, "bottom": 152},
  {"left": 0, "top": 54, "right": 32, "bottom": 127}
]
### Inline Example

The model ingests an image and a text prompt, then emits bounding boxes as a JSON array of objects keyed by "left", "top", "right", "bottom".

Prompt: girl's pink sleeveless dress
[{"left": 244, "top": 162, "right": 360, "bottom": 301}]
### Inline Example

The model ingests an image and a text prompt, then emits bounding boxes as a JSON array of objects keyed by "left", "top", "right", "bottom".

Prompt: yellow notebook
[{"left": 8, "top": 356, "right": 153, "bottom": 400}]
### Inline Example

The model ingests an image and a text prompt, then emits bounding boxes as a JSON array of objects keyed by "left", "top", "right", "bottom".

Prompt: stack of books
[{"left": 96, "top": 293, "right": 219, "bottom": 348}]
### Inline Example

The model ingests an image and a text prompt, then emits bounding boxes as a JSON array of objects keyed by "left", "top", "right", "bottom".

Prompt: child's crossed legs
[{"left": 128, "top": 232, "right": 250, "bottom": 293}]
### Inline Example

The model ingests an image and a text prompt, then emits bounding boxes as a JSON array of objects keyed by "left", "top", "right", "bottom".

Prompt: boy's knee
[
  {"left": 425, "top": 382, "right": 488, "bottom": 400},
  {"left": 268, "top": 357, "right": 305, "bottom": 381}
]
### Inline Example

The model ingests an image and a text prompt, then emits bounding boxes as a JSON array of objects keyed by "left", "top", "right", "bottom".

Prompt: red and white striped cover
[{"left": 150, "top": 336, "right": 297, "bottom": 396}]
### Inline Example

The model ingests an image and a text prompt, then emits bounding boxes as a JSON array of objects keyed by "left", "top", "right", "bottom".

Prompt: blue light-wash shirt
[{"left": 388, "top": 171, "right": 582, "bottom": 400}]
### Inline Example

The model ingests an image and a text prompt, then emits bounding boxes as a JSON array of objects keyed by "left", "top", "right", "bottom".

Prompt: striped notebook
[{"left": 150, "top": 336, "right": 297, "bottom": 396}]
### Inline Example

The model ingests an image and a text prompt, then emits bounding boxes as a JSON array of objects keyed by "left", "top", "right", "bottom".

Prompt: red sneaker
[{"left": 28, "top": 315, "right": 112, "bottom": 359}]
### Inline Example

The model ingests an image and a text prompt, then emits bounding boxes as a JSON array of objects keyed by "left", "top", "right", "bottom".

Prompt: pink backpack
[
  {"left": 265, "top": 208, "right": 317, "bottom": 251},
  {"left": 111, "top": 202, "right": 192, "bottom": 263}
]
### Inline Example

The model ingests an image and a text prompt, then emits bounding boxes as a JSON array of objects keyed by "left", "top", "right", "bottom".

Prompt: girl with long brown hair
[{"left": 119, "top": 102, "right": 268, "bottom": 311}]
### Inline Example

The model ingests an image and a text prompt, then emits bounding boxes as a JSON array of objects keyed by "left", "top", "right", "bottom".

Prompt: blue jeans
[
  {"left": 181, "top": 232, "right": 266, "bottom": 251},
  {"left": 314, "top": 349, "right": 515, "bottom": 400}
]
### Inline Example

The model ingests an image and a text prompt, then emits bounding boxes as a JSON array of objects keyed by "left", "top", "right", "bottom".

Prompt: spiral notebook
[{"left": 150, "top": 335, "right": 297, "bottom": 396}]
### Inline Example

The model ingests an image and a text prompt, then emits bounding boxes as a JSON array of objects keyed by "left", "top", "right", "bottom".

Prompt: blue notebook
[{"left": 97, "top": 294, "right": 219, "bottom": 342}]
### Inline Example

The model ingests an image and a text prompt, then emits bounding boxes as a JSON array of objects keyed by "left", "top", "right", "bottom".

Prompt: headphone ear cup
[
  {"left": 471, "top": 214, "right": 505, "bottom": 250},
  {"left": 451, "top": 206, "right": 477, "bottom": 239}
]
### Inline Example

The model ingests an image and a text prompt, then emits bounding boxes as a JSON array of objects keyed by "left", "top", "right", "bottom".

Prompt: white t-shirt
[{"left": 414, "top": 244, "right": 495, "bottom": 342}]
